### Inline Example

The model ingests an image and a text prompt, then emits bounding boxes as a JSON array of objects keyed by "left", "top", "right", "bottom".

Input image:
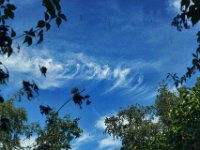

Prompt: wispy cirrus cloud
[
  {"left": 1, "top": 47, "right": 158, "bottom": 93},
  {"left": 72, "top": 131, "right": 94, "bottom": 150},
  {"left": 98, "top": 136, "right": 121, "bottom": 150}
]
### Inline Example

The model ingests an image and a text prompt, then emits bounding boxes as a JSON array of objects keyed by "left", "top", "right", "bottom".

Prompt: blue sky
[{"left": 1, "top": 0, "right": 200, "bottom": 149}]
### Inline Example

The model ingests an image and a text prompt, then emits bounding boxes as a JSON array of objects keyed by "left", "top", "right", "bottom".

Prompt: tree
[
  {"left": 34, "top": 111, "right": 82, "bottom": 150},
  {"left": 0, "top": 99, "right": 34, "bottom": 149},
  {"left": 105, "top": 105, "right": 165, "bottom": 150},
  {"left": 105, "top": 77, "right": 200, "bottom": 150},
  {"left": 168, "top": 0, "right": 200, "bottom": 86},
  {"left": 0, "top": 0, "right": 91, "bottom": 149},
  {"left": 165, "top": 77, "right": 200, "bottom": 150},
  {"left": 155, "top": 84, "right": 179, "bottom": 125}
]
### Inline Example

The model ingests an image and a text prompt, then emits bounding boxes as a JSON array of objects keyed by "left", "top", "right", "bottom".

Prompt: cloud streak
[
  {"left": 72, "top": 131, "right": 94, "bottom": 150},
  {"left": 98, "top": 136, "right": 121, "bottom": 150},
  {"left": 1, "top": 48, "right": 153, "bottom": 93}
]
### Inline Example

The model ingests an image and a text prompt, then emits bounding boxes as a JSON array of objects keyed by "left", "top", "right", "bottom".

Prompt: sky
[{"left": 1, "top": 0, "right": 200, "bottom": 149}]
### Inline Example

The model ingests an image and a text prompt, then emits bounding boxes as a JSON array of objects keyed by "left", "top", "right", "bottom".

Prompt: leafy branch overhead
[
  {"left": 0, "top": 0, "right": 67, "bottom": 85},
  {"left": 0, "top": 1, "right": 91, "bottom": 149},
  {"left": 170, "top": 0, "right": 200, "bottom": 86}
]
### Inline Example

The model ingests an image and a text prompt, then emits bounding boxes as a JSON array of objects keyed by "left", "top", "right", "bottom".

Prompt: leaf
[
  {"left": 4, "top": 8, "right": 14, "bottom": 19},
  {"left": 37, "top": 30, "right": 43, "bottom": 44},
  {"left": 86, "top": 100, "right": 91, "bottom": 105},
  {"left": 11, "top": 29, "right": 16, "bottom": 37},
  {"left": 40, "top": 66, "right": 47, "bottom": 77},
  {"left": 192, "top": 53, "right": 197, "bottom": 58},
  {"left": 40, "top": 105, "right": 52, "bottom": 115},
  {"left": 44, "top": 0, "right": 56, "bottom": 18},
  {"left": 56, "top": 17, "right": 62, "bottom": 27},
  {"left": 59, "top": 13, "right": 67, "bottom": 21},
  {"left": 37, "top": 20, "right": 46, "bottom": 28},
  {"left": 197, "top": 31, "right": 200, "bottom": 37},
  {"left": 181, "top": 0, "right": 190, "bottom": 10},
  {"left": 188, "top": 5, "right": 199, "bottom": 26},
  {"left": 0, "top": 0, "right": 4, "bottom": 5},
  {"left": 23, "top": 36, "right": 32, "bottom": 46},
  {"left": 0, "top": 95, "right": 4, "bottom": 103},
  {"left": 45, "top": 23, "right": 51, "bottom": 30},
  {"left": 6, "top": 4, "right": 16, "bottom": 10},
  {"left": 37, "top": 34, "right": 43, "bottom": 44},
  {"left": 52, "top": 0, "right": 61, "bottom": 11},
  {"left": 44, "top": 12, "right": 49, "bottom": 21},
  {"left": 6, "top": 47, "right": 13, "bottom": 57}
]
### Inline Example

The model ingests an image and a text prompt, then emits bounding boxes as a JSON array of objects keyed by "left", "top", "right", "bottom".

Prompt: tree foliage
[
  {"left": 105, "top": 105, "right": 164, "bottom": 150},
  {"left": 105, "top": 77, "right": 200, "bottom": 150},
  {"left": 169, "top": 0, "right": 200, "bottom": 86},
  {"left": 0, "top": 99, "right": 34, "bottom": 149},
  {"left": 0, "top": 1, "right": 91, "bottom": 149},
  {"left": 34, "top": 111, "right": 82, "bottom": 150}
]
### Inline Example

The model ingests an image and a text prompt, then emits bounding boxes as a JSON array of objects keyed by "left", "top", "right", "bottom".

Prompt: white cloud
[
  {"left": 95, "top": 116, "right": 107, "bottom": 130},
  {"left": 0, "top": 47, "right": 151, "bottom": 92},
  {"left": 20, "top": 136, "right": 36, "bottom": 149},
  {"left": 72, "top": 131, "right": 94, "bottom": 150},
  {"left": 98, "top": 136, "right": 121, "bottom": 149},
  {"left": 169, "top": 0, "right": 181, "bottom": 11}
]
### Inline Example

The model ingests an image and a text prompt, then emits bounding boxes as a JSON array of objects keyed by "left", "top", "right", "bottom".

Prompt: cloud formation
[
  {"left": 1, "top": 48, "right": 148, "bottom": 93},
  {"left": 98, "top": 136, "right": 121, "bottom": 149},
  {"left": 72, "top": 131, "right": 94, "bottom": 150},
  {"left": 169, "top": 0, "right": 181, "bottom": 11}
]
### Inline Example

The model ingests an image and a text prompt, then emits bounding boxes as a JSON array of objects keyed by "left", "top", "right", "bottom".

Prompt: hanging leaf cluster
[
  {"left": 22, "top": 81, "right": 39, "bottom": 100},
  {"left": 40, "top": 66, "right": 47, "bottom": 77},
  {"left": 40, "top": 105, "right": 52, "bottom": 115},
  {"left": 0, "top": 62, "right": 9, "bottom": 84},
  {"left": 71, "top": 88, "right": 91, "bottom": 109}
]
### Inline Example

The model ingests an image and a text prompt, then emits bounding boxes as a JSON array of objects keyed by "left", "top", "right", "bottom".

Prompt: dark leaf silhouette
[
  {"left": 0, "top": 95, "right": 4, "bottom": 103},
  {"left": 0, "top": 62, "right": 9, "bottom": 84},
  {"left": 170, "top": 0, "right": 200, "bottom": 85},
  {"left": 23, "top": 81, "right": 39, "bottom": 100},
  {"left": 40, "top": 105, "right": 52, "bottom": 115},
  {"left": 71, "top": 88, "right": 91, "bottom": 109},
  {"left": 40, "top": 66, "right": 47, "bottom": 77}
]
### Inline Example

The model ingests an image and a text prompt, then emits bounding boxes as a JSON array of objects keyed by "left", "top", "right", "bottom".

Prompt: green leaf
[
  {"left": 44, "top": 0, "right": 56, "bottom": 18},
  {"left": 56, "top": 17, "right": 62, "bottom": 27},
  {"left": 7, "top": 4, "right": 16, "bottom": 10},
  {"left": 0, "top": 0, "right": 5, "bottom": 5},
  {"left": 45, "top": 23, "right": 51, "bottom": 30},
  {"left": 181, "top": 0, "right": 190, "bottom": 10},
  {"left": 197, "top": 31, "right": 200, "bottom": 37},
  {"left": 7, "top": 47, "right": 13, "bottom": 57},
  {"left": 52, "top": 0, "right": 61, "bottom": 11},
  {"left": 59, "top": 13, "right": 67, "bottom": 21},
  {"left": 4, "top": 8, "right": 14, "bottom": 19},
  {"left": 37, "top": 30, "right": 43, "bottom": 44},
  {"left": 11, "top": 29, "right": 16, "bottom": 37},
  {"left": 28, "top": 28, "right": 35, "bottom": 36},
  {"left": 23, "top": 36, "right": 32, "bottom": 46},
  {"left": 44, "top": 12, "right": 49, "bottom": 21},
  {"left": 37, "top": 20, "right": 46, "bottom": 28}
]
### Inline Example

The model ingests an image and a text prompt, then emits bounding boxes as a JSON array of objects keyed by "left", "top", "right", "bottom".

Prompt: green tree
[
  {"left": 105, "top": 77, "right": 200, "bottom": 150},
  {"left": 0, "top": 99, "right": 35, "bottom": 149},
  {"left": 155, "top": 84, "right": 179, "bottom": 125},
  {"left": 105, "top": 105, "right": 165, "bottom": 150},
  {"left": 0, "top": 1, "right": 91, "bottom": 149},
  {"left": 166, "top": 77, "right": 200, "bottom": 150},
  {"left": 34, "top": 111, "right": 82, "bottom": 150},
  {"left": 169, "top": 0, "right": 200, "bottom": 85}
]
